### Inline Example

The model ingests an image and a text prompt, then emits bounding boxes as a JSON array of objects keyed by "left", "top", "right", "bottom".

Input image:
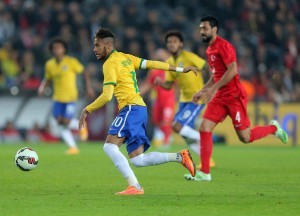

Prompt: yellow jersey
[
  {"left": 45, "top": 56, "right": 84, "bottom": 103},
  {"left": 102, "top": 50, "right": 146, "bottom": 110},
  {"left": 165, "top": 50, "right": 206, "bottom": 102}
]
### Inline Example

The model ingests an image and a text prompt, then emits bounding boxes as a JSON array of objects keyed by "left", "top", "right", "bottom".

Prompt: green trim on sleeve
[
  {"left": 103, "top": 82, "right": 117, "bottom": 86},
  {"left": 139, "top": 59, "right": 145, "bottom": 69}
]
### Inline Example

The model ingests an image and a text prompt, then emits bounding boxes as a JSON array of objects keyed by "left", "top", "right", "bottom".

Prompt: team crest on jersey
[
  {"left": 210, "top": 55, "right": 216, "bottom": 61},
  {"left": 179, "top": 62, "right": 184, "bottom": 67}
]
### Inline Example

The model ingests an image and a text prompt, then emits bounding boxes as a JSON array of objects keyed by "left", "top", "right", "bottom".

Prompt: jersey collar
[{"left": 106, "top": 49, "right": 117, "bottom": 60}]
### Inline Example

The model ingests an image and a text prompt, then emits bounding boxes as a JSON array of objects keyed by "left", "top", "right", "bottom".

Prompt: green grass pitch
[{"left": 1, "top": 143, "right": 300, "bottom": 216}]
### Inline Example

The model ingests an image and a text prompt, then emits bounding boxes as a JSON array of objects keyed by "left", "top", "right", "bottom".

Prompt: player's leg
[
  {"left": 160, "top": 104, "right": 174, "bottom": 146},
  {"left": 53, "top": 102, "right": 79, "bottom": 154},
  {"left": 125, "top": 106, "right": 195, "bottom": 176},
  {"left": 103, "top": 134, "right": 144, "bottom": 195},
  {"left": 64, "top": 103, "right": 88, "bottom": 141},
  {"left": 185, "top": 100, "right": 226, "bottom": 181},
  {"left": 151, "top": 102, "right": 164, "bottom": 147},
  {"left": 229, "top": 98, "right": 288, "bottom": 144}
]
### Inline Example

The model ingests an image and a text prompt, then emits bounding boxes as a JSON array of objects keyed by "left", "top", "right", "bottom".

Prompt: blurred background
[{"left": 0, "top": 0, "right": 299, "bottom": 145}]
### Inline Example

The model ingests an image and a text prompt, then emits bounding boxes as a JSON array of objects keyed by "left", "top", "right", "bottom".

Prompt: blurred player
[
  {"left": 139, "top": 48, "right": 175, "bottom": 147},
  {"left": 185, "top": 16, "right": 288, "bottom": 181},
  {"left": 78, "top": 28, "right": 197, "bottom": 195},
  {"left": 38, "top": 38, "right": 88, "bottom": 155},
  {"left": 154, "top": 31, "right": 215, "bottom": 168}
]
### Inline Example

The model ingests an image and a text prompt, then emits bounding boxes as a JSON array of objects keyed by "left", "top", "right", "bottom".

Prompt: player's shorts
[
  {"left": 203, "top": 96, "right": 250, "bottom": 131},
  {"left": 53, "top": 101, "right": 75, "bottom": 119},
  {"left": 174, "top": 102, "right": 205, "bottom": 128},
  {"left": 152, "top": 101, "right": 174, "bottom": 125},
  {"left": 108, "top": 105, "right": 150, "bottom": 154}
]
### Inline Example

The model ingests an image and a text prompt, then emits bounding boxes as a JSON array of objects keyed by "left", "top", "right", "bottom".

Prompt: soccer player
[
  {"left": 78, "top": 28, "right": 197, "bottom": 195},
  {"left": 38, "top": 38, "right": 88, "bottom": 155},
  {"left": 139, "top": 48, "right": 175, "bottom": 147},
  {"left": 154, "top": 31, "right": 215, "bottom": 168},
  {"left": 185, "top": 16, "right": 288, "bottom": 181}
]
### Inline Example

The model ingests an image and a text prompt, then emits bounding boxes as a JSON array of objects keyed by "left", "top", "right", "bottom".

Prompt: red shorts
[
  {"left": 152, "top": 102, "right": 174, "bottom": 125},
  {"left": 203, "top": 96, "right": 250, "bottom": 130}
]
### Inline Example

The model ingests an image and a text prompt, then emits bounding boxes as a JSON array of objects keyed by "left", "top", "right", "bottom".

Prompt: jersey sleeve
[
  {"left": 71, "top": 58, "right": 84, "bottom": 74},
  {"left": 219, "top": 42, "right": 237, "bottom": 66},
  {"left": 103, "top": 61, "right": 117, "bottom": 86},
  {"left": 124, "top": 53, "right": 143, "bottom": 70}
]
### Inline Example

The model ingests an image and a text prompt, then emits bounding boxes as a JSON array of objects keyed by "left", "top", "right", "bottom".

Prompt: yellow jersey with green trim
[
  {"left": 102, "top": 50, "right": 146, "bottom": 110},
  {"left": 45, "top": 56, "right": 84, "bottom": 103},
  {"left": 165, "top": 50, "right": 206, "bottom": 102}
]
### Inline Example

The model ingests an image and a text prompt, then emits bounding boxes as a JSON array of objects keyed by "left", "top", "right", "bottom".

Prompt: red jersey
[
  {"left": 147, "top": 69, "right": 175, "bottom": 104},
  {"left": 206, "top": 36, "right": 246, "bottom": 99}
]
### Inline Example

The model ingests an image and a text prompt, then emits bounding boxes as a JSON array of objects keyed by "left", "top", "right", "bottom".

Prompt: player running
[
  {"left": 139, "top": 49, "right": 175, "bottom": 147},
  {"left": 185, "top": 16, "right": 288, "bottom": 181},
  {"left": 154, "top": 31, "right": 215, "bottom": 168},
  {"left": 78, "top": 28, "right": 197, "bottom": 195},
  {"left": 38, "top": 38, "right": 88, "bottom": 155}
]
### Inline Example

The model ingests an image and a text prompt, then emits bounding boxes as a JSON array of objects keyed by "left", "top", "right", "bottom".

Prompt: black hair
[
  {"left": 165, "top": 31, "right": 184, "bottom": 43},
  {"left": 95, "top": 28, "right": 115, "bottom": 39},
  {"left": 200, "top": 16, "right": 219, "bottom": 32},
  {"left": 48, "top": 38, "right": 68, "bottom": 54}
]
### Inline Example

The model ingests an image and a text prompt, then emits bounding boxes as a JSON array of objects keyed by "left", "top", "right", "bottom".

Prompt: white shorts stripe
[
  {"left": 184, "top": 104, "right": 203, "bottom": 126},
  {"left": 118, "top": 105, "right": 132, "bottom": 137}
]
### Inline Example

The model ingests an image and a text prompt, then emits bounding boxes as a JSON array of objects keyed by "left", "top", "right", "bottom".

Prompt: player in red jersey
[
  {"left": 184, "top": 16, "right": 288, "bottom": 181},
  {"left": 140, "top": 49, "right": 175, "bottom": 147}
]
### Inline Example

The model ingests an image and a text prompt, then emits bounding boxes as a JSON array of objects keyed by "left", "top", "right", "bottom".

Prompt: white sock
[
  {"left": 189, "top": 143, "right": 200, "bottom": 156},
  {"left": 179, "top": 125, "right": 200, "bottom": 141},
  {"left": 68, "top": 119, "right": 79, "bottom": 130},
  {"left": 130, "top": 152, "right": 182, "bottom": 167},
  {"left": 60, "top": 126, "right": 77, "bottom": 148},
  {"left": 103, "top": 143, "right": 141, "bottom": 189}
]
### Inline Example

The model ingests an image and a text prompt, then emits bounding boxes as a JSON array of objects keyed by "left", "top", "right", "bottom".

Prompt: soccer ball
[{"left": 15, "top": 147, "right": 39, "bottom": 171}]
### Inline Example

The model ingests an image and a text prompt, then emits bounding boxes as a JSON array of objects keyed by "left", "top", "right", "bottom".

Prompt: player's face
[
  {"left": 52, "top": 43, "right": 66, "bottom": 58},
  {"left": 166, "top": 36, "right": 183, "bottom": 55},
  {"left": 93, "top": 38, "right": 109, "bottom": 60},
  {"left": 199, "top": 21, "right": 215, "bottom": 43}
]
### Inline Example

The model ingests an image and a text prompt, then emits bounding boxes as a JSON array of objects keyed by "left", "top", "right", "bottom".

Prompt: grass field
[{"left": 1, "top": 143, "right": 300, "bottom": 216}]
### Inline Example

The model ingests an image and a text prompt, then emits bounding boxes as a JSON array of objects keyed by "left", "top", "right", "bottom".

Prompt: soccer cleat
[
  {"left": 197, "top": 158, "right": 216, "bottom": 170},
  {"left": 184, "top": 170, "right": 212, "bottom": 181},
  {"left": 65, "top": 147, "right": 80, "bottom": 155},
  {"left": 270, "top": 120, "right": 288, "bottom": 144},
  {"left": 179, "top": 149, "right": 196, "bottom": 177},
  {"left": 115, "top": 186, "right": 144, "bottom": 195},
  {"left": 79, "top": 121, "right": 89, "bottom": 141}
]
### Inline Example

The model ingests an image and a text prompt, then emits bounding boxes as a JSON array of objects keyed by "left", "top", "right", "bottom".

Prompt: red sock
[
  {"left": 200, "top": 131, "right": 213, "bottom": 174},
  {"left": 161, "top": 124, "right": 172, "bottom": 144},
  {"left": 249, "top": 125, "right": 277, "bottom": 142}
]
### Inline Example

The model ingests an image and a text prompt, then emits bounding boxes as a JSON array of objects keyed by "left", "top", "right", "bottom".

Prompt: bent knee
[
  {"left": 130, "top": 154, "right": 144, "bottom": 167},
  {"left": 172, "top": 123, "right": 182, "bottom": 133},
  {"left": 238, "top": 135, "right": 251, "bottom": 144}
]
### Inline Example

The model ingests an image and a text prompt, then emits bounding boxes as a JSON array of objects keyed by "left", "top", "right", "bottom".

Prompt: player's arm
[
  {"left": 211, "top": 62, "right": 237, "bottom": 90},
  {"left": 125, "top": 54, "right": 200, "bottom": 74},
  {"left": 38, "top": 79, "right": 51, "bottom": 96},
  {"left": 79, "top": 85, "right": 114, "bottom": 129}
]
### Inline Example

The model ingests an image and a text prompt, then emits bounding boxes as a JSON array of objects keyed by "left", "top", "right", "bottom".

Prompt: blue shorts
[
  {"left": 174, "top": 102, "right": 205, "bottom": 128},
  {"left": 53, "top": 101, "right": 75, "bottom": 119},
  {"left": 108, "top": 105, "right": 150, "bottom": 154}
]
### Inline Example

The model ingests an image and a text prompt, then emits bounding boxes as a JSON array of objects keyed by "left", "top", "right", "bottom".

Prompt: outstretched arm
[{"left": 79, "top": 85, "right": 114, "bottom": 129}]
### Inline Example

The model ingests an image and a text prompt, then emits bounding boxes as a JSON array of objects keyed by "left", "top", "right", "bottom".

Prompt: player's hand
[
  {"left": 79, "top": 109, "right": 89, "bottom": 130},
  {"left": 199, "top": 87, "right": 217, "bottom": 104},
  {"left": 154, "top": 77, "right": 163, "bottom": 86},
  {"left": 183, "top": 66, "right": 200, "bottom": 75},
  {"left": 37, "top": 87, "right": 44, "bottom": 97},
  {"left": 193, "top": 89, "right": 207, "bottom": 103}
]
